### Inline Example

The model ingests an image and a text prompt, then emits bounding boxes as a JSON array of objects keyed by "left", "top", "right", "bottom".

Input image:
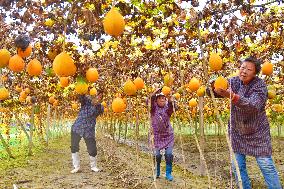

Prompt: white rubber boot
[
  {"left": 71, "top": 152, "right": 80, "bottom": 173},
  {"left": 90, "top": 156, "right": 100, "bottom": 172}
]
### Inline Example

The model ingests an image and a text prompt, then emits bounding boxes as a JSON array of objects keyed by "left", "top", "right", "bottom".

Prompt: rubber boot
[
  {"left": 165, "top": 154, "right": 173, "bottom": 181},
  {"left": 155, "top": 154, "right": 162, "bottom": 178},
  {"left": 71, "top": 152, "right": 80, "bottom": 173},
  {"left": 90, "top": 156, "right": 100, "bottom": 172}
]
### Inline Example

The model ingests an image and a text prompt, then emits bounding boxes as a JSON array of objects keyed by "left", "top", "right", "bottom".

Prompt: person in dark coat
[{"left": 70, "top": 90, "right": 104, "bottom": 173}]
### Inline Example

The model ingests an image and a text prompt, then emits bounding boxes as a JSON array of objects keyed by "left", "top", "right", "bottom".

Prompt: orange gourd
[
  {"left": 214, "top": 76, "right": 228, "bottom": 90},
  {"left": 86, "top": 68, "right": 99, "bottom": 82},
  {"left": 60, "top": 77, "right": 69, "bottom": 87},
  {"left": 261, "top": 62, "right": 273, "bottom": 76},
  {"left": 103, "top": 7, "right": 125, "bottom": 37},
  {"left": 0, "top": 87, "right": 9, "bottom": 100},
  {"left": 8, "top": 55, "right": 25, "bottom": 72},
  {"left": 27, "top": 59, "right": 42, "bottom": 76},
  {"left": 209, "top": 53, "right": 223, "bottom": 71},
  {"left": 188, "top": 77, "right": 200, "bottom": 92},
  {"left": 133, "top": 77, "right": 145, "bottom": 90},
  {"left": 112, "top": 97, "right": 126, "bottom": 113},
  {"left": 17, "top": 44, "right": 32, "bottom": 58},
  {"left": 0, "top": 49, "right": 11, "bottom": 68},
  {"left": 162, "top": 86, "right": 171, "bottom": 96},
  {"left": 123, "top": 79, "right": 137, "bottom": 96},
  {"left": 53, "top": 52, "right": 77, "bottom": 77}
]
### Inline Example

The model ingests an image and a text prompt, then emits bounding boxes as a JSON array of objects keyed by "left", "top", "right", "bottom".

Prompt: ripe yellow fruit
[
  {"left": 261, "top": 62, "right": 273, "bottom": 76},
  {"left": 101, "top": 101, "right": 107, "bottom": 107},
  {"left": 103, "top": 7, "right": 125, "bottom": 37},
  {"left": 123, "top": 79, "right": 137, "bottom": 96},
  {"left": 133, "top": 77, "right": 145, "bottom": 90},
  {"left": 27, "top": 59, "right": 42, "bottom": 76},
  {"left": 86, "top": 68, "right": 99, "bottom": 83},
  {"left": 214, "top": 76, "right": 228, "bottom": 90},
  {"left": 90, "top": 87, "right": 97, "bottom": 96},
  {"left": 188, "top": 77, "right": 200, "bottom": 92},
  {"left": 164, "top": 73, "right": 174, "bottom": 87},
  {"left": 268, "top": 89, "right": 276, "bottom": 99},
  {"left": 53, "top": 52, "right": 77, "bottom": 77},
  {"left": 209, "top": 53, "right": 223, "bottom": 71},
  {"left": 272, "top": 104, "right": 282, "bottom": 112},
  {"left": 15, "top": 85, "right": 22, "bottom": 93},
  {"left": 162, "top": 86, "right": 171, "bottom": 96},
  {"left": 25, "top": 88, "right": 30, "bottom": 94},
  {"left": 197, "top": 86, "right": 206, "bottom": 97},
  {"left": 112, "top": 97, "right": 126, "bottom": 113},
  {"left": 17, "top": 44, "right": 32, "bottom": 58},
  {"left": 189, "top": 98, "right": 198, "bottom": 107},
  {"left": 8, "top": 55, "right": 25, "bottom": 72},
  {"left": 19, "top": 97, "right": 25, "bottom": 102},
  {"left": 49, "top": 96, "right": 56, "bottom": 104},
  {"left": 71, "top": 103, "right": 78, "bottom": 109},
  {"left": 60, "top": 77, "right": 69, "bottom": 87},
  {"left": 204, "top": 105, "right": 210, "bottom": 111},
  {"left": 173, "top": 92, "right": 181, "bottom": 100},
  {"left": 20, "top": 91, "right": 27, "bottom": 99},
  {"left": 53, "top": 99, "right": 59, "bottom": 106},
  {"left": 75, "top": 81, "right": 88, "bottom": 94},
  {"left": 0, "top": 87, "right": 9, "bottom": 100},
  {"left": 0, "top": 49, "right": 11, "bottom": 68}
]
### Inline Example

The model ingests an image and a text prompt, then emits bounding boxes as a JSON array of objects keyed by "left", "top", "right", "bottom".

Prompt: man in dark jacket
[{"left": 70, "top": 91, "right": 104, "bottom": 173}]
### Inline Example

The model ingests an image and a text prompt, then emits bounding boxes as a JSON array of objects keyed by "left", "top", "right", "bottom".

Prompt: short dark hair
[{"left": 242, "top": 56, "right": 262, "bottom": 74}]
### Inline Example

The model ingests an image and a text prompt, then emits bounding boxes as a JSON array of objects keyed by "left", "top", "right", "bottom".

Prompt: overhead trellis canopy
[{"left": 0, "top": 0, "right": 283, "bottom": 110}]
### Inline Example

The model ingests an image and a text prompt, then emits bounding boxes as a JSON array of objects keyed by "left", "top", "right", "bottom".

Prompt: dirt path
[
  {"left": 1, "top": 132, "right": 226, "bottom": 189},
  {"left": 115, "top": 134, "right": 284, "bottom": 188}
]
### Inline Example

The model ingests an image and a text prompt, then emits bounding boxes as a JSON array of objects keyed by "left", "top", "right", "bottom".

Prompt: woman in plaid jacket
[{"left": 150, "top": 88, "right": 177, "bottom": 181}]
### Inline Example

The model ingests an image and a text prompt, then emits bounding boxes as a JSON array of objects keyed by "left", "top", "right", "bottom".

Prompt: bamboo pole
[
  {"left": 135, "top": 111, "right": 140, "bottom": 162},
  {"left": 46, "top": 104, "right": 51, "bottom": 146},
  {"left": 198, "top": 96, "right": 206, "bottom": 175},
  {"left": 28, "top": 104, "right": 35, "bottom": 156},
  {"left": 147, "top": 94, "right": 157, "bottom": 188},
  {"left": 118, "top": 118, "right": 122, "bottom": 142},
  {"left": 124, "top": 112, "right": 128, "bottom": 142},
  {"left": 0, "top": 70, "right": 13, "bottom": 158},
  {"left": 197, "top": 16, "right": 243, "bottom": 189}
]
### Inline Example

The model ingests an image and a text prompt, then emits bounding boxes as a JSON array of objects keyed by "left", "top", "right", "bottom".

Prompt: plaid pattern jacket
[
  {"left": 229, "top": 76, "right": 272, "bottom": 157},
  {"left": 150, "top": 95, "right": 176, "bottom": 150},
  {"left": 72, "top": 95, "right": 104, "bottom": 138}
]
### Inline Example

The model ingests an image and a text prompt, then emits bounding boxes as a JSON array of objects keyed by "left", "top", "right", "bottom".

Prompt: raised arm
[
  {"left": 167, "top": 100, "right": 178, "bottom": 116},
  {"left": 145, "top": 88, "right": 161, "bottom": 114}
]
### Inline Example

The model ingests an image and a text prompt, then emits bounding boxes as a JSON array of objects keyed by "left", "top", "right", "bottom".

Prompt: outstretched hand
[{"left": 214, "top": 88, "right": 233, "bottom": 98}]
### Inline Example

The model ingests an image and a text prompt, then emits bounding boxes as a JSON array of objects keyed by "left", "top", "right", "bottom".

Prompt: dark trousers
[{"left": 70, "top": 131, "right": 97, "bottom": 157}]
